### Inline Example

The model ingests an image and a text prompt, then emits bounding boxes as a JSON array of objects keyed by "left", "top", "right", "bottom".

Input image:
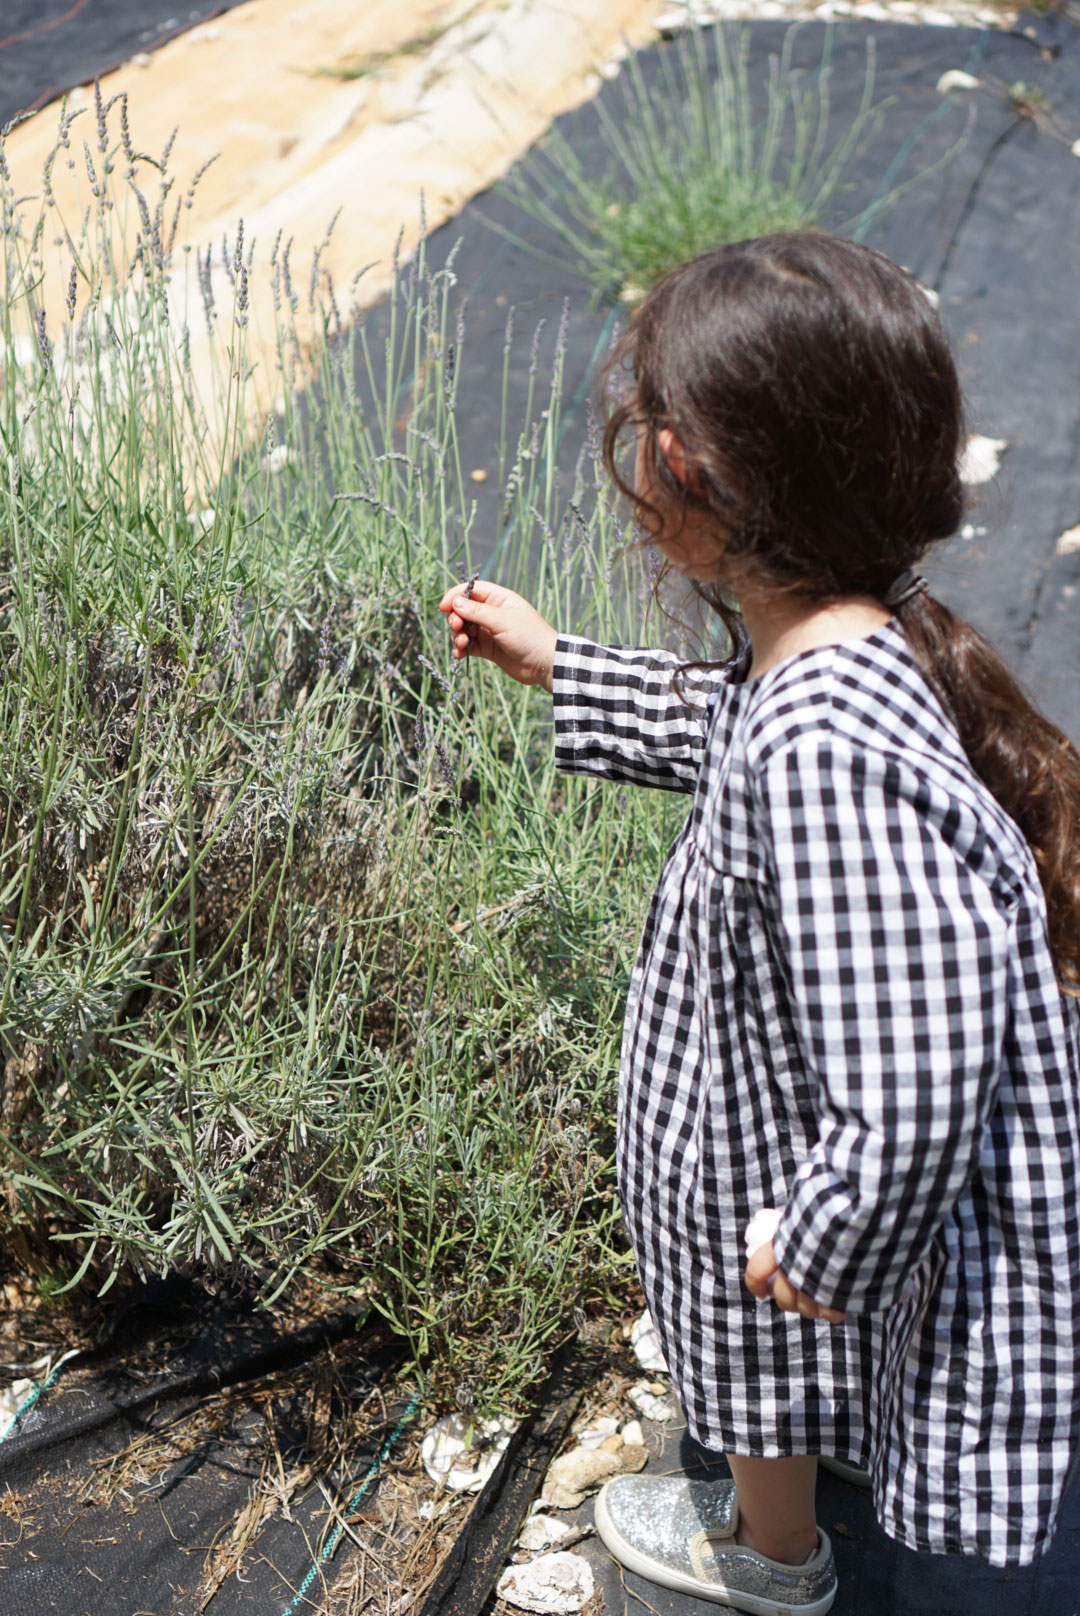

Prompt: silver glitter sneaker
[{"left": 594, "top": 1474, "right": 837, "bottom": 1616}]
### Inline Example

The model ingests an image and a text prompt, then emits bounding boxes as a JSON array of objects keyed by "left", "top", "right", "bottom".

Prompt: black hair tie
[{"left": 883, "top": 569, "right": 929, "bottom": 609}]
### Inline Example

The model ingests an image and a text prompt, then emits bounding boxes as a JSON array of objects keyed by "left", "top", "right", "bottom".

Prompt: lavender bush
[{"left": 0, "top": 94, "right": 681, "bottom": 1410}]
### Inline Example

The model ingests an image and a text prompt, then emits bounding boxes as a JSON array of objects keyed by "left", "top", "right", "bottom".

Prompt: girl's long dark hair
[{"left": 603, "top": 232, "right": 1080, "bottom": 995}]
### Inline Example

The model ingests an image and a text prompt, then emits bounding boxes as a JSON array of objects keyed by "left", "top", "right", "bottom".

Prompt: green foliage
[
  {"left": 0, "top": 95, "right": 684, "bottom": 1411},
  {"left": 500, "top": 23, "right": 967, "bottom": 306}
]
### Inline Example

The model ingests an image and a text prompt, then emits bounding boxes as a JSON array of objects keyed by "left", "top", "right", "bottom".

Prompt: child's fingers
[
  {"left": 744, "top": 1242, "right": 779, "bottom": 1300},
  {"left": 451, "top": 593, "right": 501, "bottom": 635},
  {"left": 754, "top": 1262, "right": 845, "bottom": 1323}
]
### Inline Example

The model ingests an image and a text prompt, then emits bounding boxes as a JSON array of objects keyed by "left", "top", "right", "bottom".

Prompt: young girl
[{"left": 439, "top": 232, "right": 1080, "bottom": 1615}]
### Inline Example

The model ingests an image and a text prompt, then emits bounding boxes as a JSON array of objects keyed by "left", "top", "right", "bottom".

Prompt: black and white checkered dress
[{"left": 552, "top": 620, "right": 1080, "bottom": 1566}]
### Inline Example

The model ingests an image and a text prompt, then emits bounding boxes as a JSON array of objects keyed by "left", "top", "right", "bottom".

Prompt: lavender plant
[
  {"left": 0, "top": 97, "right": 680, "bottom": 1410},
  {"left": 498, "top": 23, "right": 971, "bottom": 307}
]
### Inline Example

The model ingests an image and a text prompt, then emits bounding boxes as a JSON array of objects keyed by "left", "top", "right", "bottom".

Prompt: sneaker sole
[
  {"left": 594, "top": 1485, "right": 837, "bottom": 1616},
  {"left": 818, "top": 1455, "right": 872, "bottom": 1489}
]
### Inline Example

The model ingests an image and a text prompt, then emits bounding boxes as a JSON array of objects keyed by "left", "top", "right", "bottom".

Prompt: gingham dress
[{"left": 552, "top": 620, "right": 1080, "bottom": 1566}]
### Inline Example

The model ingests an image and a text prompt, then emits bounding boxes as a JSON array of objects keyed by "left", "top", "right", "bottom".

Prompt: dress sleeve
[
  {"left": 755, "top": 733, "right": 1011, "bottom": 1314},
  {"left": 552, "top": 634, "right": 726, "bottom": 794}
]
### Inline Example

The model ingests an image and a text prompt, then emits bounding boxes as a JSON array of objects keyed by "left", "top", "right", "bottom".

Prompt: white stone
[
  {"left": 959, "top": 435, "right": 1007, "bottom": 484},
  {"left": 621, "top": 1420, "right": 645, "bottom": 1448},
  {"left": 420, "top": 1412, "right": 516, "bottom": 1492},
  {"left": 497, "top": 1553, "right": 596, "bottom": 1614},
  {"left": 630, "top": 1310, "right": 670, "bottom": 1373},
  {"left": 1072, "top": 139, "right": 1080, "bottom": 158},
  {"left": 132, "top": 52, "right": 153, "bottom": 68},
  {"left": 576, "top": 1415, "right": 620, "bottom": 1449},
  {"left": 516, "top": 1514, "right": 571, "bottom": 1552},
  {"left": 921, "top": 7, "right": 960, "bottom": 23},
  {"left": 937, "top": 70, "right": 981, "bottom": 93},
  {"left": 541, "top": 1445, "right": 624, "bottom": 1507},
  {"left": 1055, "top": 524, "right": 1080, "bottom": 557},
  {"left": 628, "top": 1380, "right": 679, "bottom": 1423}
]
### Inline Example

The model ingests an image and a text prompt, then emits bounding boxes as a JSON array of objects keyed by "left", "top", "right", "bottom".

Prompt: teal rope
[
  {"left": 0, "top": 1357, "right": 69, "bottom": 1444},
  {"left": 279, "top": 1391, "right": 424, "bottom": 1616}
]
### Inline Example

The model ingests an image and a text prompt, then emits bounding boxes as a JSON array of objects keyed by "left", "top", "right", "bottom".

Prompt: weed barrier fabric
[
  {"left": 0, "top": 1, "right": 254, "bottom": 130},
  {"left": 392, "top": 12, "right": 1080, "bottom": 739},
  {"left": 0, "top": 1276, "right": 409, "bottom": 1615}
]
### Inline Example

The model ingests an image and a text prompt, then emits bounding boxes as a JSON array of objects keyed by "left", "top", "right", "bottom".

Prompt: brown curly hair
[{"left": 602, "top": 232, "right": 1080, "bottom": 995}]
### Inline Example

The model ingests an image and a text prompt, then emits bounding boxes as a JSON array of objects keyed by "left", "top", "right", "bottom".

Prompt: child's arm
[
  {"left": 754, "top": 734, "right": 1011, "bottom": 1317},
  {"left": 441, "top": 580, "right": 724, "bottom": 794}
]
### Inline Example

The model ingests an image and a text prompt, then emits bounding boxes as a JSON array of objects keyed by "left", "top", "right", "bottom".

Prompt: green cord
[
  {"left": 0, "top": 1358, "right": 69, "bottom": 1443},
  {"left": 279, "top": 1390, "right": 424, "bottom": 1616}
]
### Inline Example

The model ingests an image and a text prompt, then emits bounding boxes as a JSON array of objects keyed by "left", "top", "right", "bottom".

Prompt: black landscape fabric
[{"left": 0, "top": 1276, "right": 407, "bottom": 1616}]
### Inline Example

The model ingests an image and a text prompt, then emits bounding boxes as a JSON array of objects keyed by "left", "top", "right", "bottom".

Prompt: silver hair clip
[{"left": 883, "top": 569, "right": 929, "bottom": 609}]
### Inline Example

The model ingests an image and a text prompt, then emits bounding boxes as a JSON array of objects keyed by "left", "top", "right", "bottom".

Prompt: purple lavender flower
[
  {"left": 434, "top": 738, "right": 460, "bottom": 806},
  {"left": 197, "top": 246, "right": 215, "bottom": 332},
  {"left": 66, "top": 266, "right": 77, "bottom": 321},
  {"left": 94, "top": 79, "right": 108, "bottom": 153},
  {"left": 82, "top": 143, "right": 100, "bottom": 199},
  {"left": 120, "top": 93, "right": 134, "bottom": 164},
  {"left": 316, "top": 607, "right": 333, "bottom": 673},
  {"left": 35, "top": 306, "right": 52, "bottom": 370}
]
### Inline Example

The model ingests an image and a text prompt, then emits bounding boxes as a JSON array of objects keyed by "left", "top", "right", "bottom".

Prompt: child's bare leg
[{"left": 725, "top": 1454, "right": 819, "bottom": 1564}]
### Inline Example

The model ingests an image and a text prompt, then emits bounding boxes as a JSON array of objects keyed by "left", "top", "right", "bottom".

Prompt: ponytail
[{"left": 897, "top": 592, "right": 1080, "bottom": 996}]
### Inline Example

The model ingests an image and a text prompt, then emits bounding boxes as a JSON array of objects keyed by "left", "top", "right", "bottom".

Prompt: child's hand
[
  {"left": 439, "top": 580, "right": 558, "bottom": 692},
  {"left": 745, "top": 1241, "right": 846, "bottom": 1325}
]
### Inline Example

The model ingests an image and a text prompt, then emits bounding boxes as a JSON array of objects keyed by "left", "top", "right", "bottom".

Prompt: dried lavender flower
[
  {"left": 235, "top": 262, "right": 249, "bottom": 328},
  {"left": 229, "top": 583, "right": 244, "bottom": 653},
  {"left": 528, "top": 318, "right": 545, "bottom": 378},
  {"left": 552, "top": 296, "right": 570, "bottom": 379},
  {"left": 281, "top": 237, "right": 297, "bottom": 312}
]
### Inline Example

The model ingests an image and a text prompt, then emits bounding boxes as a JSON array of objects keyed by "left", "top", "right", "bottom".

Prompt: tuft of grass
[
  {"left": 0, "top": 91, "right": 687, "bottom": 1415},
  {"left": 315, "top": 17, "right": 459, "bottom": 81},
  {"left": 498, "top": 23, "right": 969, "bottom": 307}
]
